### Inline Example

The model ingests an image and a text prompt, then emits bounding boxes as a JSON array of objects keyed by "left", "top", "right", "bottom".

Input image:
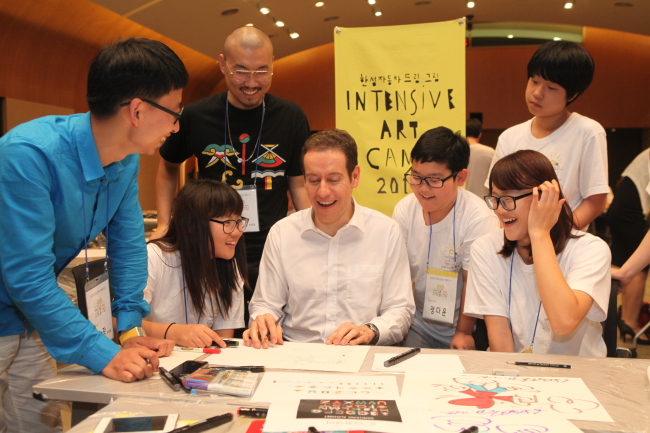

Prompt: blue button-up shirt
[{"left": 0, "top": 113, "right": 149, "bottom": 373}]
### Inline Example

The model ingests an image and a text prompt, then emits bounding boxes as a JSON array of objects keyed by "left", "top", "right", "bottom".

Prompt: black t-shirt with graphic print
[{"left": 160, "top": 92, "right": 310, "bottom": 261}]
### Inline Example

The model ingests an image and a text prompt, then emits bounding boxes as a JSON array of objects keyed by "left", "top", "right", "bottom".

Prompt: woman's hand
[
  {"left": 528, "top": 179, "right": 565, "bottom": 241},
  {"left": 166, "top": 323, "right": 227, "bottom": 348}
]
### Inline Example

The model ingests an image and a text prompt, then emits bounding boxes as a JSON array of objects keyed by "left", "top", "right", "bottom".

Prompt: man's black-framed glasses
[
  {"left": 404, "top": 172, "right": 456, "bottom": 188},
  {"left": 484, "top": 192, "right": 533, "bottom": 211},
  {"left": 120, "top": 99, "right": 183, "bottom": 124},
  {"left": 210, "top": 217, "right": 250, "bottom": 234}
]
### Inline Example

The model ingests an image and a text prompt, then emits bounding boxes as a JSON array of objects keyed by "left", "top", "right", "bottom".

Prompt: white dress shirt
[{"left": 249, "top": 199, "right": 415, "bottom": 345}]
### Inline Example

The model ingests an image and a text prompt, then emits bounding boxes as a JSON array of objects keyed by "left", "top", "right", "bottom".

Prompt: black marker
[
  {"left": 170, "top": 370, "right": 192, "bottom": 393},
  {"left": 158, "top": 367, "right": 180, "bottom": 392},
  {"left": 383, "top": 347, "right": 421, "bottom": 367},
  {"left": 168, "top": 412, "right": 233, "bottom": 433},
  {"left": 237, "top": 407, "right": 268, "bottom": 418},
  {"left": 460, "top": 427, "right": 479, "bottom": 433},
  {"left": 211, "top": 365, "right": 266, "bottom": 373},
  {"left": 506, "top": 361, "right": 571, "bottom": 369},
  {"left": 212, "top": 340, "right": 239, "bottom": 347},
  {"left": 308, "top": 427, "right": 320, "bottom": 433}
]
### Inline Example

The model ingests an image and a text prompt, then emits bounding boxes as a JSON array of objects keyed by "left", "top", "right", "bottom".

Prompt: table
[{"left": 35, "top": 346, "right": 650, "bottom": 433}]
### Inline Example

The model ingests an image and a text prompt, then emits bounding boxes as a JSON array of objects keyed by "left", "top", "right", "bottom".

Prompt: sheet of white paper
[
  {"left": 251, "top": 372, "right": 400, "bottom": 403},
  {"left": 417, "top": 406, "right": 584, "bottom": 432},
  {"left": 204, "top": 340, "right": 370, "bottom": 373},
  {"left": 263, "top": 398, "right": 421, "bottom": 433},
  {"left": 372, "top": 353, "right": 465, "bottom": 373},
  {"left": 401, "top": 372, "right": 613, "bottom": 422}
]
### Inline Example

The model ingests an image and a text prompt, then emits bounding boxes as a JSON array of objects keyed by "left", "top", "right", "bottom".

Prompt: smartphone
[
  {"left": 94, "top": 414, "right": 178, "bottom": 433},
  {"left": 170, "top": 360, "right": 207, "bottom": 376}
]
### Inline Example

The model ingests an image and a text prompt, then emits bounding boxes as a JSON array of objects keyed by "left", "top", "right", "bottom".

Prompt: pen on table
[
  {"left": 383, "top": 347, "right": 421, "bottom": 367},
  {"left": 307, "top": 427, "right": 320, "bottom": 433},
  {"left": 460, "top": 427, "right": 479, "bottom": 433},
  {"left": 169, "top": 370, "right": 192, "bottom": 393},
  {"left": 211, "top": 365, "right": 266, "bottom": 373},
  {"left": 168, "top": 412, "right": 233, "bottom": 433},
  {"left": 158, "top": 367, "right": 180, "bottom": 392},
  {"left": 237, "top": 407, "right": 268, "bottom": 418},
  {"left": 173, "top": 347, "right": 221, "bottom": 354},
  {"left": 506, "top": 361, "right": 571, "bottom": 369}
]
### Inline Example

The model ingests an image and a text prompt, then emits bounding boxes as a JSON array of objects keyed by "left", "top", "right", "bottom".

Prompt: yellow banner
[{"left": 334, "top": 19, "right": 466, "bottom": 216}]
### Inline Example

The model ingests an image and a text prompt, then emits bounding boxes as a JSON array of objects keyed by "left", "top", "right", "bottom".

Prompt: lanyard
[
  {"left": 81, "top": 182, "right": 109, "bottom": 281},
  {"left": 426, "top": 202, "right": 457, "bottom": 269},
  {"left": 182, "top": 286, "right": 208, "bottom": 325},
  {"left": 508, "top": 254, "right": 542, "bottom": 351},
  {"left": 224, "top": 91, "right": 265, "bottom": 182}
]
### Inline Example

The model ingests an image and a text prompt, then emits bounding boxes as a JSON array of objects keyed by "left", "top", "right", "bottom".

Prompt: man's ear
[
  {"left": 350, "top": 165, "right": 361, "bottom": 188},
  {"left": 455, "top": 169, "right": 468, "bottom": 187}
]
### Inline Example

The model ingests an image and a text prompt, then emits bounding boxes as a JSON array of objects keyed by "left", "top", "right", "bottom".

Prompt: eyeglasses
[
  {"left": 404, "top": 173, "right": 456, "bottom": 188},
  {"left": 484, "top": 192, "right": 533, "bottom": 211},
  {"left": 225, "top": 62, "right": 273, "bottom": 83},
  {"left": 210, "top": 217, "right": 249, "bottom": 234},
  {"left": 120, "top": 99, "right": 183, "bottom": 124}
]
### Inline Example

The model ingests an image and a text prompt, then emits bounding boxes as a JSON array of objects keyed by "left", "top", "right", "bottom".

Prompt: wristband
[
  {"left": 163, "top": 322, "right": 176, "bottom": 340},
  {"left": 119, "top": 326, "right": 146, "bottom": 345}
]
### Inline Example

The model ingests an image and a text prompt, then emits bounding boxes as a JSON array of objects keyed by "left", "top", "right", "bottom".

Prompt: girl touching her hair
[
  {"left": 465, "top": 150, "right": 611, "bottom": 356},
  {"left": 142, "top": 179, "right": 249, "bottom": 348}
]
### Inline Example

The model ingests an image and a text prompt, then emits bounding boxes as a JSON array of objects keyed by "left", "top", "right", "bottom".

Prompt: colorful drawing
[{"left": 201, "top": 144, "right": 238, "bottom": 169}]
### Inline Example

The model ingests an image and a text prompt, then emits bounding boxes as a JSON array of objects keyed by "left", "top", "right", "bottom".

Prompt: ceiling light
[
  {"left": 373, "top": 7, "right": 382, "bottom": 16},
  {"left": 467, "top": 1, "right": 475, "bottom": 7},
  {"left": 274, "top": 18, "right": 285, "bottom": 27},
  {"left": 564, "top": 2, "right": 573, "bottom": 9},
  {"left": 507, "top": 34, "right": 514, "bottom": 38},
  {"left": 315, "top": 1, "right": 324, "bottom": 6},
  {"left": 368, "top": 0, "right": 376, "bottom": 4},
  {"left": 245, "top": 23, "right": 254, "bottom": 26},
  {"left": 258, "top": 3, "right": 270, "bottom": 14},
  {"left": 553, "top": 37, "right": 562, "bottom": 40},
  {"left": 289, "top": 30, "right": 300, "bottom": 39}
]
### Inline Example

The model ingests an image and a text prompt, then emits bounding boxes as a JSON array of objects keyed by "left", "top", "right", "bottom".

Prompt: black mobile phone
[{"left": 169, "top": 360, "right": 207, "bottom": 376}]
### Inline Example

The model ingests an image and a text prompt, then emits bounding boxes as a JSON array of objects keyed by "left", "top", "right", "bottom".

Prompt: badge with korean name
[
  {"left": 237, "top": 185, "right": 260, "bottom": 232},
  {"left": 423, "top": 269, "right": 458, "bottom": 325},
  {"left": 84, "top": 272, "right": 114, "bottom": 339}
]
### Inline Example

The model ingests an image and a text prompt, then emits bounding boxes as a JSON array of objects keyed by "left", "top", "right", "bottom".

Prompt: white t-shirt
[
  {"left": 144, "top": 243, "right": 245, "bottom": 330},
  {"left": 487, "top": 112, "right": 609, "bottom": 211},
  {"left": 622, "top": 149, "right": 650, "bottom": 214},
  {"left": 465, "top": 230, "right": 611, "bottom": 357},
  {"left": 392, "top": 189, "right": 500, "bottom": 344}
]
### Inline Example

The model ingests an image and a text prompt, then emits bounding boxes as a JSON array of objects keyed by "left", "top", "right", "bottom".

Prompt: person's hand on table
[
  {"left": 243, "top": 313, "right": 283, "bottom": 349},
  {"left": 326, "top": 322, "right": 375, "bottom": 346},
  {"left": 122, "top": 336, "right": 174, "bottom": 357},
  {"left": 166, "top": 324, "right": 227, "bottom": 348},
  {"left": 450, "top": 331, "right": 476, "bottom": 350},
  {"left": 101, "top": 347, "right": 158, "bottom": 382}
]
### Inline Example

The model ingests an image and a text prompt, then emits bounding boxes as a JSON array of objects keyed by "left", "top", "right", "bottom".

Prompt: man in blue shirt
[{"left": 0, "top": 38, "right": 187, "bottom": 432}]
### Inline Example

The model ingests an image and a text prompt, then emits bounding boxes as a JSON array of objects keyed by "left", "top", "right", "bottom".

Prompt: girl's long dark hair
[
  {"left": 489, "top": 150, "right": 579, "bottom": 258},
  {"left": 149, "top": 179, "right": 249, "bottom": 318}
]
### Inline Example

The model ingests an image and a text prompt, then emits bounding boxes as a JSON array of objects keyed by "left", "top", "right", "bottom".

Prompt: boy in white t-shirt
[
  {"left": 393, "top": 127, "right": 499, "bottom": 349},
  {"left": 487, "top": 41, "right": 609, "bottom": 229}
]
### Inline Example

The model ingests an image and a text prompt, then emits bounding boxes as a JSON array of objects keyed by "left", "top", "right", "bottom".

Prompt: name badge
[
  {"left": 423, "top": 269, "right": 458, "bottom": 325},
  {"left": 84, "top": 272, "right": 114, "bottom": 339},
  {"left": 237, "top": 186, "right": 260, "bottom": 232}
]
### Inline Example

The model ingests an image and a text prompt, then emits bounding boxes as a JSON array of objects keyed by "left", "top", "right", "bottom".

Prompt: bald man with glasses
[{"left": 155, "top": 27, "right": 311, "bottom": 332}]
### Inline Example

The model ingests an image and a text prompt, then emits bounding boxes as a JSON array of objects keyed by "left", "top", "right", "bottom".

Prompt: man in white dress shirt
[{"left": 244, "top": 129, "right": 415, "bottom": 348}]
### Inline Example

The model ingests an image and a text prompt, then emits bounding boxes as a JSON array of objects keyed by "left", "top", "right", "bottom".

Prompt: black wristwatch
[{"left": 364, "top": 322, "right": 380, "bottom": 345}]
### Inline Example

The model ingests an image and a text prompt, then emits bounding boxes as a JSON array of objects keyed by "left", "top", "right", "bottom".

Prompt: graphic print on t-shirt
[
  {"left": 252, "top": 144, "right": 286, "bottom": 190},
  {"left": 201, "top": 143, "right": 238, "bottom": 169}
]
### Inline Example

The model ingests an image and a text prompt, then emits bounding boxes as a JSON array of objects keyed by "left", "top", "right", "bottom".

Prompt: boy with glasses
[
  {"left": 0, "top": 38, "right": 185, "bottom": 432},
  {"left": 393, "top": 127, "right": 499, "bottom": 350},
  {"left": 155, "top": 27, "right": 311, "bottom": 332}
]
